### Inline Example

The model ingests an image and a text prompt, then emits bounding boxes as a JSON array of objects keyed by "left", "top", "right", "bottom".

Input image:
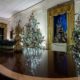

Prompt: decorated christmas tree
[
  {"left": 72, "top": 14, "right": 80, "bottom": 76},
  {"left": 14, "top": 20, "right": 23, "bottom": 51},
  {"left": 21, "top": 13, "right": 44, "bottom": 48},
  {"left": 21, "top": 13, "right": 44, "bottom": 75}
]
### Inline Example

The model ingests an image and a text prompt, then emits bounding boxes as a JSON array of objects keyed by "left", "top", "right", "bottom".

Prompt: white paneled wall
[
  {"left": 75, "top": 0, "right": 80, "bottom": 21},
  {"left": 10, "top": 0, "right": 70, "bottom": 47}
]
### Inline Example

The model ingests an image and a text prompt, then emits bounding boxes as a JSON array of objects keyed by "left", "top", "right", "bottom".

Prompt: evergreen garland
[{"left": 72, "top": 14, "right": 80, "bottom": 75}]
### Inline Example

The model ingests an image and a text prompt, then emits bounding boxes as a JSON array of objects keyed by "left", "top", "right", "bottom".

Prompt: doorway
[{"left": 0, "top": 28, "right": 4, "bottom": 40}]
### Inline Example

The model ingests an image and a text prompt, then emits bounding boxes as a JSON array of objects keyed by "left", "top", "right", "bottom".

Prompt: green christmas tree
[
  {"left": 21, "top": 13, "right": 44, "bottom": 48},
  {"left": 20, "top": 13, "right": 44, "bottom": 75},
  {"left": 72, "top": 14, "right": 80, "bottom": 75}
]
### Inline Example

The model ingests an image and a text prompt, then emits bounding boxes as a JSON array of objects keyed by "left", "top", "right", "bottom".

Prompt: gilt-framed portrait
[
  {"left": 54, "top": 13, "right": 67, "bottom": 43},
  {"left": 48, "top": 1, "right": 74, "bottom": 49}
]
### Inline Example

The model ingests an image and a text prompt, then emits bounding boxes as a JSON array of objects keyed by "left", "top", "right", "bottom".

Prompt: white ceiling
[
  {"left": 0, "top": 0, "right": 79, "bottom": 19},
  {"left": 0, "top": 0, "right": 42, "bottom": 18}
]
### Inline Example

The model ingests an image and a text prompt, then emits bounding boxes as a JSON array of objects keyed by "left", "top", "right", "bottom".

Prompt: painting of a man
[{"left": 54, "top": 13, "right": 67, "bottom": 43}]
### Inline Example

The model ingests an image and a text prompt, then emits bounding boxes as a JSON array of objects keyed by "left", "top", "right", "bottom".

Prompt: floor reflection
[
  {"left": 23, "top": 48, "right": 43, "bottom": 76},
  {"left": 0, "top": 48, "right": 77, "bottom": 78},
  {"left": 0, "top": 48, "right": 48, "bottom": 77}
]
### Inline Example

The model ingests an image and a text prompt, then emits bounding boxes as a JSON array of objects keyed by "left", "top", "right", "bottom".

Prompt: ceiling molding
[
  {"left": 0, "top": 0, "right": 43, "bottom": 18},
  {"left": 12, "top": 0, "right": 45, "bottom": 17}
]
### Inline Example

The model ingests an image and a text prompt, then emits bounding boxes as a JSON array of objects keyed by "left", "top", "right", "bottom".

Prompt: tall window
[
  {"left": 0, "top": 28, "right": 4, "bottom": 40},
  {"left": 0, "top": 23, "right": 7, "bottom": 40}
]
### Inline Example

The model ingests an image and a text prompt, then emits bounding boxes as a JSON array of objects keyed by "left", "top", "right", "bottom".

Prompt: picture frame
[{"left": 48, "top": 1, "right": 74, "bottom": 49}]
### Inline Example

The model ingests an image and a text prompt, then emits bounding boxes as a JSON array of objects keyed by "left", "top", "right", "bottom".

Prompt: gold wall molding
[
  {"left": 48, "top": 1, "right": 74, "bottom": 49},
  {"left": 0, "top": 23, "right": 7, "bottom": 40}
]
